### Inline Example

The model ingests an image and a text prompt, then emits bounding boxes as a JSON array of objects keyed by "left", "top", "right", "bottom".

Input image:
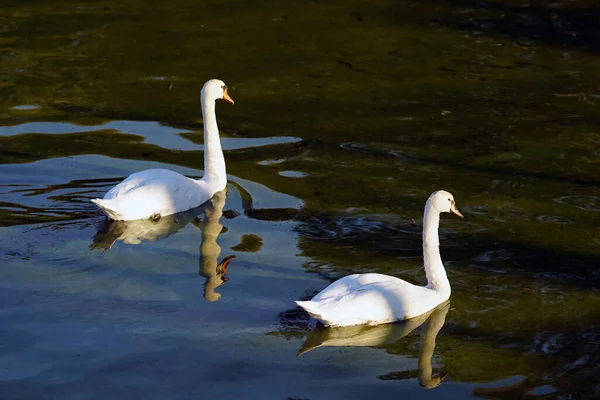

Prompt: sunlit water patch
[
  {"left": 12, "top": 104, "right": 39, "bottom": 111},
  {"left": 257, "top": 158, "right": 285, "bottom": 166},
  {"left": 0, "top": 121, "right": 300, "bottom": 151},
  {"left": 278, "top": 170, "right": 308, "bottom": 178}
]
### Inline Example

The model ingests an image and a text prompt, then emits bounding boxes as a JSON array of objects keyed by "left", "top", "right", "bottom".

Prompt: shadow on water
[
  {"left": 294, "top": 206, "right": 600, "bottom": 287},
  {"left": 408, "top": 0, "right": 600, "bottom": 53},
  {"left": 341, "top": 140, "right": 600, "bottom": 189}
]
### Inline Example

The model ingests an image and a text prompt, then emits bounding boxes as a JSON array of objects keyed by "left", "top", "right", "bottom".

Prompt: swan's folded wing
[
  {"left": 310, "top": 280, "right": 417, "bottom": 326},
  {"left": 102, "top": 176, "right": 209, "bottom": 220},
  {"left": 312, "top": 273, "right": 396, "bottom": 302},
  {"left": 103, "top": 169, "right": 181, "bottom": 200},
  {"left": 339, "top": 281, "right": 410, "bottom": 324}
]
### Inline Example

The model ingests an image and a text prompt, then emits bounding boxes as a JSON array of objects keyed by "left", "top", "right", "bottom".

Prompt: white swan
[
  {"left": 296, "top": 190, "right": 463, "bottom": 327},
  {"left": 91, "top": 79, "right": 234, "bottom": 221}
]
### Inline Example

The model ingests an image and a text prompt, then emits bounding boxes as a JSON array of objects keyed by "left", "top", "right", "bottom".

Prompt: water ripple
[
  {"left": 553, "top": 195, "right": 600, "bottom": 211},
  {"left": 536, "top": 215, "right": 571, "bottom": 224},
  {"left": 496, "top": 202, "right": 533, "bottom": 221}
]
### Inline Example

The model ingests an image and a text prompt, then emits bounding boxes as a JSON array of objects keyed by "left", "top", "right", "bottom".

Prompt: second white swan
[
  {"left": 91, "top": 79, "right": 234, "bottom": 221},
  {"left": 296, "top": 190, "right": 463, "bottom": 327}
]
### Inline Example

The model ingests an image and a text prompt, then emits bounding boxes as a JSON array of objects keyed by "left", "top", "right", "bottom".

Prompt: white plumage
[
  {"left": 91, "top": 169, "right": 213, "bottom": 221},
  {"left": 91, "top": 79, "right": 234, "bottom": 221},
  {"left": 296, "top": 190, "right": 464, "bottom": 327}
]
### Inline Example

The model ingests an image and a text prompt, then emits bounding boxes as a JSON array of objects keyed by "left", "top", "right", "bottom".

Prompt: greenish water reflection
[{"left": 1, "top": 0, "right": 600, "bottom": 398}]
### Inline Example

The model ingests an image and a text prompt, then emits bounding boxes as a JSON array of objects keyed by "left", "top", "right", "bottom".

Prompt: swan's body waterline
[
  {"left": 91, "top": 79, "right": 233, "bottom": 221},
  {"left": 296, "top": 190, "right": 463, "bottom": 327}
]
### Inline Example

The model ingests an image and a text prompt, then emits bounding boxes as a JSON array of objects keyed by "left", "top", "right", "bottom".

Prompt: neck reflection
[
  {"left": 197, "top": 190, "right": 234, "bottom": 302},
  {"left": 298, "top": 302, "right": 450, "bottom": 389},
  {"left": 90, "top": 189, "right": 234, "bottom": 302}
]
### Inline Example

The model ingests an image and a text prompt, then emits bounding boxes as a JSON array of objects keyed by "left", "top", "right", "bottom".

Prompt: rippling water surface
[{"left": 1, "top": 0, "right": 600, "bottom": 398}]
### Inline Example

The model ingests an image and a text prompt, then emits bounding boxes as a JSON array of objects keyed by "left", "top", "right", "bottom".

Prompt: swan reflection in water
[
  {"left": 90, "top": 189, "right": 234, "bottom": 302},
  {"left": 298, "top": 301, "right": 450, "bottom": 389},
  {"left": 197, "top": 190, "right": 234, "bottom": 301}
]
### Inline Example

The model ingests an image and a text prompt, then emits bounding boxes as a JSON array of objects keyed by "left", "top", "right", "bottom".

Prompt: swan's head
[
  {"left": 427, "top": 190, "right": 464, "bottom": 218},
  {"left": 201, "top": 79, "right": 234, "bottom": 104}
]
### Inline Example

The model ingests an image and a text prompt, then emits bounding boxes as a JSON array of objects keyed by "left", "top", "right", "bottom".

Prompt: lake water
[{"left": 1, "top": 0, "right": 600, "bottom": 398}]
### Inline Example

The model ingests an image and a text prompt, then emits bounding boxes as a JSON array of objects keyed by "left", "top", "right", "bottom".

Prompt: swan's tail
[
  {"left": 296, "top": 300, "right": 325, "bottom": 322},
  {"left": 91, "top": 198, "right": 122, "bottom": 220}
]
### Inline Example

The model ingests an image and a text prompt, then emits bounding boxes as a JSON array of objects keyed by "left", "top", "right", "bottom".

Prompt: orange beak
[
  {"left": 222, "top": 88, "right": 234, "bottom": 105},
  {"left": 450, "top": 201, "right": 464, "bottom": 218}
]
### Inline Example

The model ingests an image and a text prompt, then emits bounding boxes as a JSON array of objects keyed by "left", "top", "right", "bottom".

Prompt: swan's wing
[
  {"left": 102, "top": 175, "right": 211, "bottom": 219},
  {"left": 334, "top": 280, "right": 415, "bottom": 323},
  {"left": 304, "top": 277, "right": 429, "bottom": 326},
  {"left": 103, "top": 169, "right": 186, "bottom": 200},
  {"left": 312, "top": 273, "right": 396, "bottom": 302},
  {"left": 306, "top": 283, "right": 399, "bottom": 327}
]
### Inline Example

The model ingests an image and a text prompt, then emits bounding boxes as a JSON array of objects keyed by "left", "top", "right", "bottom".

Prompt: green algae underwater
[{"left": 1, "top": 0, "right": 599, "bottom": 398}]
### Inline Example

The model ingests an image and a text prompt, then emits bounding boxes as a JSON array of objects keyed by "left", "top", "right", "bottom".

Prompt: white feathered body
[
  {"left": 92, "top": 169, "right": 221, "bottom": 221},
  {"left": 91, "top": 79, "right": 232, "bottom": 221},
  {"left": 296, "top": 191, "right": 462, "bottom": 328},
  {"left": 296, "top": 273, "right": 449, "bottom": 327}
]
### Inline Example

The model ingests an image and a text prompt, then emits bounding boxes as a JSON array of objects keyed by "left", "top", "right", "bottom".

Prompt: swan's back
[
  {"left": 312, "top": 273, "right": 395, "bottom": 302},
  {"left": 95, "top": 169, "right": 214, "bottom": 221},
  {"left": 297, "top": 273, "right": 442, "bottom": 327},
  {"left": 103, "top": 169, "right": 188, "bottom": 199}
]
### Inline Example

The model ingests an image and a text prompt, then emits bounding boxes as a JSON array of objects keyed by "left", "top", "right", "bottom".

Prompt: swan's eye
[
  {"left": 448, "top": 198, "right": 451, "bottom": 202},
  {"left": 221, "top": 85, "right": 227, "bottom": 90}
]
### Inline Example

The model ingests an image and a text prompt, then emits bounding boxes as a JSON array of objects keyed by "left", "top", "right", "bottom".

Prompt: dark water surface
[{"left": 1, "top": 0, "right": 600, "bottom": 398}]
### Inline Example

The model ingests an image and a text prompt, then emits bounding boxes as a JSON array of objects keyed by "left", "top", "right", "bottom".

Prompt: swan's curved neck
[
  {"left": 201, "top": 94, "right": 226, "bottom": 187},
  {"left": 422, "top": 204, "right": 450, "bottom": 295}
]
